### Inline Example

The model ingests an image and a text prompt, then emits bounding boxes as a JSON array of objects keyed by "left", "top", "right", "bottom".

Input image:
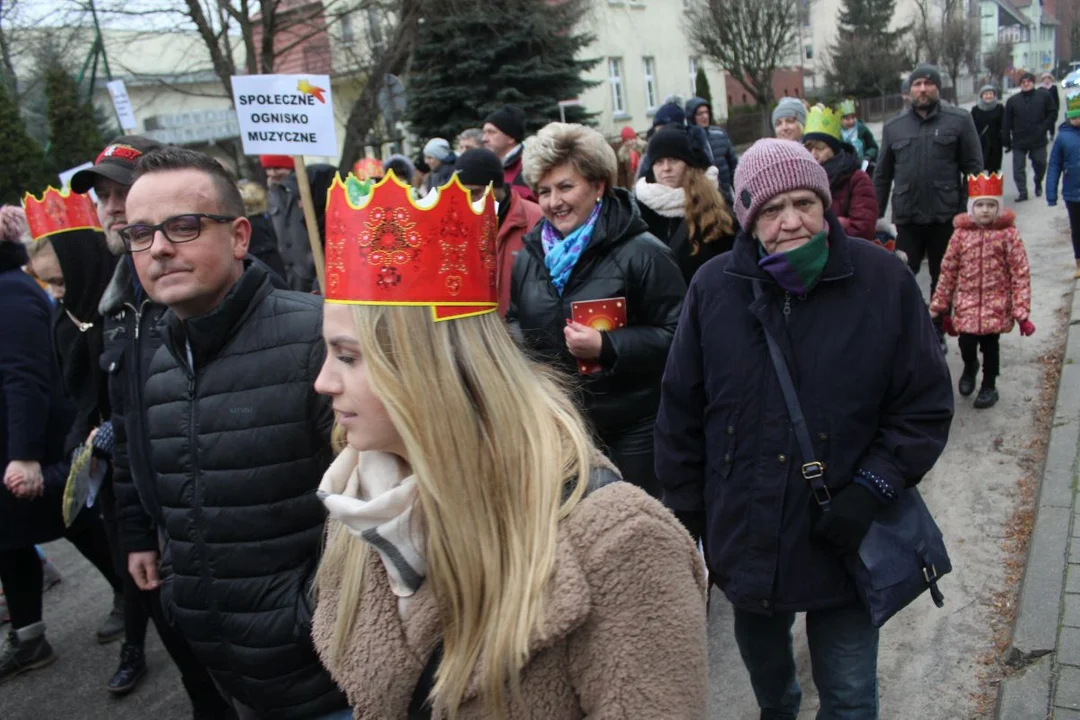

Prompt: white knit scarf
[
  {"left": 633, "top": 165, "right": 721, "bottom": 219},
  {"left": 318, "top": 446, "right": 426, "bottom": 598}
]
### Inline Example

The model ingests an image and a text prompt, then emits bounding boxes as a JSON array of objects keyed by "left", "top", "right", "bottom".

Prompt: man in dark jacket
[
  {"left": 656, "top": 138, "right": 953, "bottom": 719},
  {"left": 482, "top": 104, "right": 534, "bottom": 201},
  {"left": 874, "top": 63, "right": 982, "bottom": 347},
  {"left": 1004, "top": 71, "right": 1057, "bottom": 201},
  {"left": 73, "top": 138, "right": 237, "bottom": 715},
  {"left": 1042, "top": 72, "right": 1061, "bottom": 138},
  {"left": 266, "top": 158, "right": 337, "bottom": 293},
  {"left": 120, "top": 147, "right": 347, "bottom": 719},
  {"left": 685, "top": 97, "right": 738, "bottom": 198}
]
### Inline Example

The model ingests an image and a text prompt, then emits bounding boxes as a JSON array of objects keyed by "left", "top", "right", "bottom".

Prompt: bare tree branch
[{"left": 684, "top": 0, "right": 799, "bottom": 134}]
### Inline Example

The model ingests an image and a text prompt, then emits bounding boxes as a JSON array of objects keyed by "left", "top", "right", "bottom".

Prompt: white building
[
  {"left": 980, "top": 0, "right": 1057, "bottom": 79},
  {"left": 575, "top": 0, "right": 730, "bottom": 135}
]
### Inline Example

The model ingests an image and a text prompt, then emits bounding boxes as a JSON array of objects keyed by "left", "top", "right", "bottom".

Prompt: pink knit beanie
[{"left": 733, "top": 138, "right": 832, "bottom": 230}]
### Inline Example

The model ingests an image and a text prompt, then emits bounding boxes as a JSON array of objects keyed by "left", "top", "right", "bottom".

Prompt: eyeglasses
[{"left": 118, "top": 213, "right": 237, "bottom": 253}]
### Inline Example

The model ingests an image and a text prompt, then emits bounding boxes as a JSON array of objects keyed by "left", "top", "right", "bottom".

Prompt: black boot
[
  {"left": 958, "top": 365, "right": 978, "bottom": 397},
  {"left": 1035, "top": 181, "right": 1043, "bottom": 198},
  {"left": 107, "top": 642, "right": 147, "bottom": 695},
  {"left": 974, "top": 386, "right": 999, "bottom": 409},
  {"left": 0, "top": 625, "right": 55, "bottom": 685}
]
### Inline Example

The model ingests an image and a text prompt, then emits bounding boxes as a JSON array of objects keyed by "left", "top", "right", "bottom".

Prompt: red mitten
[
  {"left": 940, "top": 315, "right": 959, "bottom": 337},
  {"left": 1020, "top": 319, "right": 1036, "bottom": 337}
]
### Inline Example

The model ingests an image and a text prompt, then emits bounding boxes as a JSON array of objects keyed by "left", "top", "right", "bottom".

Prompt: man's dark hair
[{"left": 133, "top": 147, "right": 246, "bottom": 218}]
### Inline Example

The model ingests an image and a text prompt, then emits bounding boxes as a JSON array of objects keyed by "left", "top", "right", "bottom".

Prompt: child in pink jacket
[{"left": 930, "top": 172, "right": 1034, "bottom": 409}]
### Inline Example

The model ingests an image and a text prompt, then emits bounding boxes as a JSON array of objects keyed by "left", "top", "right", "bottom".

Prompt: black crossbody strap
[{"left": 752, "top": 280, "right": 831, "bottom": 508}]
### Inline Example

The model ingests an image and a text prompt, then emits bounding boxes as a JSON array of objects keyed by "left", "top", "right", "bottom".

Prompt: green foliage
[
  {"left": 0, "top": 80, "right": 50, "bottom": 205},
  {"left": 43, "top": 59, "right": 105, "bottom": 175},
  {"left": 405, "top": 0, "right": 600, "bottom": 141},
  {"left": 826, "top": 0, "right": 909, "bottom": 97},
  {"left": 694, "top": 66, "right": 713, "bottom": 107}
]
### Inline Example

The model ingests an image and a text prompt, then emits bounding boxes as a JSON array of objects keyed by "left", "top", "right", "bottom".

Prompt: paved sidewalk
[{"left": 998, "top": 287, "right": 1080, "bottom": 719}]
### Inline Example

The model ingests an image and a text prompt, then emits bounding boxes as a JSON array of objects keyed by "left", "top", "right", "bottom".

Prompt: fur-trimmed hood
[{"left": 953, "top": 208, "right": 1016, "bottom": 231}]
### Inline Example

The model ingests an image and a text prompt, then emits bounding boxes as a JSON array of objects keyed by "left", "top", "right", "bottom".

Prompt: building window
[
  {"left": 805, "top": 44, "right": 813, "bottom": 60},
  {"left": 608, "top": 57, "right": 626, "bottom": 115},
  {"left": 689, "top": 56, "right": 699, "bottom": 94},
  {"left": 643, "top": 56, "right": 658, "bottom": 111},
  {"left": 340, "top": 13, "right": 355, "bottom": 46}
]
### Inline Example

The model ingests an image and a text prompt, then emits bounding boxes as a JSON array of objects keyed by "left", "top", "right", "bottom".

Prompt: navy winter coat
[
  {"left": 0, "top": 243, "right": 74, "bottom": 549},
  {"left": 1047, "top": 121, "right": 1080, "bottom": 205},
  {"left": 684, "top": 97, "right": 739, "bottom": 196},
  {"left": 655, "top": 214, "right": 953, "bottom": 613}
]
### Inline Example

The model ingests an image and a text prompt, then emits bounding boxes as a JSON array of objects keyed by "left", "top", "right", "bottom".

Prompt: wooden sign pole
[{"left": 292, "top": 155, "right": 326, "bottom": 293}]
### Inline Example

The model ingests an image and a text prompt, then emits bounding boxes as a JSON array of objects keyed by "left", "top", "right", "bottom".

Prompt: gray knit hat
[
  {"left": 423, "top": 138, "right": 453, "bottom": 162},
  {"left": 771, "top": 97, "right": 806, "bottom": 128},
  {"left": 733, "top": 138, "right": 832, "bottom": 230},
  {"left": 909, "top": 63, "right": 942, "bottom": 88}
]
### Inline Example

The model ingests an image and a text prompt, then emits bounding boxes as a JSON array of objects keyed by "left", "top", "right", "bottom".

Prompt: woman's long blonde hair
[
  {"left": 683, "top": 167, "right": 735, "bottom": 255},
  {"left": 316, "top": 305, "right": 600, "bottom": 718}
]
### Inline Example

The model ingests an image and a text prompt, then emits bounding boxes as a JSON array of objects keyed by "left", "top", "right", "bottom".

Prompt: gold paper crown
[
  {"left": 804, "top": 107, "right": 843, "bottom": 142},
  {"left": 837, "top": 99, "right": 857, "bottom": 117},
  {"left": 323, "top": 171, "right": 498, "bottom": 321},
  {"left": 23, "top": 187, "right": 102, "bottom": 241}
]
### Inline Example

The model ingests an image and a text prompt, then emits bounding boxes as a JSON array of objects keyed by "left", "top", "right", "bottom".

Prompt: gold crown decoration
[
  {"left": 23, "top": 186, "right": 102, "bottom": 241},
  {"left": 837, "top": 99, "right": 857, "bottom": 117},
  {"left": 804, "top": 106, "right": 843, "bottom": 142},
  {"left": 1068, "top": 90, "right": 1080, "bottom": 119},
  {"left": 323, "top": 171, "right": 498, "bottom": 321}
]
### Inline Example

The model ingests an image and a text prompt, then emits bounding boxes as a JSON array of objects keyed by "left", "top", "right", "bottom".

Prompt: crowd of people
[{"left": 0, "top": 61, "right": 1067, "bottom": 720}]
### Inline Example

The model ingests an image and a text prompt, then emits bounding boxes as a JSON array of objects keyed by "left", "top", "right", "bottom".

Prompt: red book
[{"left": 570, "top": 297, "right": 627, "bottom": 374}]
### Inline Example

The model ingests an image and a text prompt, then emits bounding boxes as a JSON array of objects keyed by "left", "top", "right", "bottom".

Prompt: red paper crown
[
  {"left": 324, "top": 171, "right": 497, "bottom": 321},
  {"left": 967, "top": 172, "right": 1003, "bottom": 199},
  {"left": 23, "top": 187, "right": 102, "bottom": 241}
]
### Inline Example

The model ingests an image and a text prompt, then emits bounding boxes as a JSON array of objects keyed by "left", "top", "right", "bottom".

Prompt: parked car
[{"left": 1063, "top": 69, "right": 1080, "bottom": 90}]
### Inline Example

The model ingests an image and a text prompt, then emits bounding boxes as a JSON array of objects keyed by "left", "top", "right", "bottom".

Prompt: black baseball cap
[{"left": 70, "top": 135, "right": 164, "bottom": 193}]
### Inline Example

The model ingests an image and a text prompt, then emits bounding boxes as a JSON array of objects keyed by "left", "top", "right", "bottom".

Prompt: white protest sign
[
  {"left": 58, "top": 161, "right": 97, "bottom": 202},
  {"left": 106, "top": 80, "right": 138, "bottom": 131},
  {"left": 231, "top": 74, "right": 338, "bottom": 157}
]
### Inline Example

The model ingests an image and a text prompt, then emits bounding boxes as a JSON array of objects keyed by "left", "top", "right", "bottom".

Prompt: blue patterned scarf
[{"left": 541, "top": 202, "right": 602, "bottom": 295}]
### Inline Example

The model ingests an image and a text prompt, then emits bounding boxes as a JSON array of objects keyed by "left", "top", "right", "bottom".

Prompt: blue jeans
[
  {"left": 314, "top": 710, "right": 353, "bottom": 720},
  {"left": 732, "top": 601, "right": 879, "bottom": 720}
]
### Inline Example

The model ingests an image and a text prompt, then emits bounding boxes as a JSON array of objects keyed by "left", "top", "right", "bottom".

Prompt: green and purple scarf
[{"left": 758, "top": 230, "right": 829, "bottom": 295}]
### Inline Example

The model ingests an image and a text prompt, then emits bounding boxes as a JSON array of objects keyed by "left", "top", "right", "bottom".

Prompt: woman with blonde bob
[
  {"left": 310, "top": 175, "right": 707, "bottom": 719},
  {"left": 635, "top": 124, "right": 737, "bottom": 283},
  {"left": 506, "top": 123, "right": 686, "bottom": 499}
]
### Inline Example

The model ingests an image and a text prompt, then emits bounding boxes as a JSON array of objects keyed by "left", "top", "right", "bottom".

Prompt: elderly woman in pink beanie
[{"left": 655, "top": 138, "right": 954, "bottom": 719}]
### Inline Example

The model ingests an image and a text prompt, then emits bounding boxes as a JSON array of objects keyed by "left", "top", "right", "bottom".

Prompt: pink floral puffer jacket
[{"left": 930, "top": 209, "right": 1031, "bottom": 336}]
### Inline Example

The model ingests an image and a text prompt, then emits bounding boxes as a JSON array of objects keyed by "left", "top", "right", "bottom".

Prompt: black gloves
[{"left": 812, "top": 484, "right": 879, "bottom": 555}]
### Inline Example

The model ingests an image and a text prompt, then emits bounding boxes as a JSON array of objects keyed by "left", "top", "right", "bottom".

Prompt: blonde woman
[
  {"left": 507, "top": 123, "right": 686, "bottom": 499},
  {"left": 236, "top": 179, "right": 286, "bottom": 280},
  {"left": 311, "top": 174, "right": 707, "bottom": 718},
  {"left": 635, "top": 124, "right": 737, "bottom": 283}
]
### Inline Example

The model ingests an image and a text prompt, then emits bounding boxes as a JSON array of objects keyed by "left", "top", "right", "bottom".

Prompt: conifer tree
[
  {"left": 694, "top": 66, "right": 713, "bottom": 107},
  {"left": 0, "top": 80, "right": 50, "bottom": 205},
  {"left": 43, "top": 59, "right": 105, "bottom": 175},
  {"left": 826, "top": 0, "right": 910, "bottom": 97},
  {"left": 405, "top": 0, "right": 599, "bottom": 142}
]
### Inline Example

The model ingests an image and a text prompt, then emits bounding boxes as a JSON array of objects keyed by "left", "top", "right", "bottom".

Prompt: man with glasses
[
  {"left": 69, "top": 138, "right": 234, "bottom": 713},
  {"left": 116, "top": 147, "right": 348, "bottom": 719}
]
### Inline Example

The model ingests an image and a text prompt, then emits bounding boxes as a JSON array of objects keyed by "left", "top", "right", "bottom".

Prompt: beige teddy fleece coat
[{"left": 311, "top": 481, "right": 709, "bottom": 719}]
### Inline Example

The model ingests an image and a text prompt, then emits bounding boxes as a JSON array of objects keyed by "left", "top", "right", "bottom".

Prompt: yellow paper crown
[
  {"left": 804, "top": 107, "right": 842, "bottom": 142},
  {"left": 1068, "top": 90, "right": 1080, "bottom": 119},
  {"left": 837, "top": 99, "right": 857, "bottom": 116}
]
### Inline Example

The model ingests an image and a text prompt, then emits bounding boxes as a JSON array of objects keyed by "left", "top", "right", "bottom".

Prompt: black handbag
[{"left": 753, "top": 280, "right": 951, "bottom": 628}]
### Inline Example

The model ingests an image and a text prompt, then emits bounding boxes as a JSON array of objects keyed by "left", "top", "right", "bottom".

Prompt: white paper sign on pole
[
  {"left": 59, "top": 162, "right": 97, "bottom": 202},
  {"left": 106, "top": 80, "right": 138, "bottom": 131},
  {"left": 231, "top": 74, "right": 338, "bottom": 157}
]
